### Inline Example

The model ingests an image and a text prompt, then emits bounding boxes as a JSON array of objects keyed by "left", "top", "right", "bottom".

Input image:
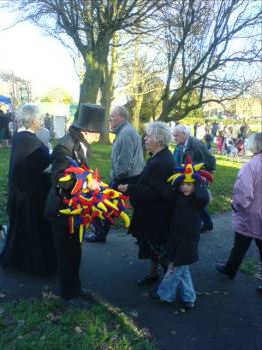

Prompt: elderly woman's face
[{"left": 144, "top": 132, "right": 159, "bottom": 153}]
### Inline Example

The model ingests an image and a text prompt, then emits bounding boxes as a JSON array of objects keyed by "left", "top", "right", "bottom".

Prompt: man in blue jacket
[{"left": 173, "top": 125, "right": 216, "bottom": 232}]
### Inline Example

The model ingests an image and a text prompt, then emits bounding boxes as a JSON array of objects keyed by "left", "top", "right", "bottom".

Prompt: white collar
[{"left": 183, "top": 136, "right": 190, "bottom": 150}]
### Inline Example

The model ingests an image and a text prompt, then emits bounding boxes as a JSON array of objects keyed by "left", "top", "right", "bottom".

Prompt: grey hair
[
  {"left": 17, "top": 104, "right": 41, "bottom": 129},
  {"left": 111, "top": 106, "right": 129, "bottom": 120},
  {"left": 145, "top": 121, "right": 172, "bottom": 147},
  {"left": 173, "top": 124, "right": 191, "bottom": 136},
  {"left": 246, "top": 132, "right": 262, "bottom": 154}
]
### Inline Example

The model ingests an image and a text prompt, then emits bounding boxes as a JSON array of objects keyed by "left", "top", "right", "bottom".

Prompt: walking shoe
[
  {"left": 79, "top": 288, "right": 92, "bottom": 300},
  {"left": 257, "top": 285, "right": 262, "bottom": 295},
  {"left": 200, "top": 223, "right": 213, "bottom": 233},
  {"left": 137, "top": 274, "right": 159, "bottom": 286},
  {"left": 0, "top": 224, "right": 7, "bottom": 239},
  {"left": 149, "top": 289, "right": 161, "bottom": 300},
  {"left": 215, "top": 263, "right": 235, "bottom": 280},
  {"left": 86, "top": 235, "right": 106, "bottom": 243},
  {"left": 181, "top": 301, "right": 195, "bottom": 310},
  {"left": 255, "top": 263, "right": 262, "bottom": 281},
  {"left": 60, "top": 297, "right": 87, "bottom": 308}
]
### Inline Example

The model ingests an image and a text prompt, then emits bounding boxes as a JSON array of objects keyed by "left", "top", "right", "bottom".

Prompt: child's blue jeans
[{"left": 157, "top": 265, "right": 196, "bottom": 303}]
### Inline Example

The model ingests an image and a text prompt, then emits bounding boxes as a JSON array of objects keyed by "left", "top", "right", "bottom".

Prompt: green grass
[
  {"left": 240, "top": 258, "right": 257, "bottom": 276},
  {"left": 209, "top": 155, "right": 241, "bottom": 214},
  {"left": 89, "top": 143, "right": 112, "bottom": 183},
  {"left": 0, "top": 298, "right": 156, "bottom": 350}
]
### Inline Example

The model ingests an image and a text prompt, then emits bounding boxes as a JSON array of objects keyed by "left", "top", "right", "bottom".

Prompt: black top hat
[{"left": 74, "top": 103, "right": 106, "bottom": 132}]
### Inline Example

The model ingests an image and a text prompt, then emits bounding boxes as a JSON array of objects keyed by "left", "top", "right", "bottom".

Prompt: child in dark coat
[{"left": 155, "top": 158, "right": 212, "bottom": 309}]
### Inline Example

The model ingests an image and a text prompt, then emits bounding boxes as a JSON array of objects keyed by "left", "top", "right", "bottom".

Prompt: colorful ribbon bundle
[
  {"left": 58, "top": 159, "right": 130, "bottom": 242},
  {"left": 167, "top": 155, "right": 213, "bottom": 185}
]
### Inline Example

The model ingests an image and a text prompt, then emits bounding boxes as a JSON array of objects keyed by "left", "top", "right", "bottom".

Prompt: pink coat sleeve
[{"left": 232, "top": 164, "right": 254, "bottom": 209}]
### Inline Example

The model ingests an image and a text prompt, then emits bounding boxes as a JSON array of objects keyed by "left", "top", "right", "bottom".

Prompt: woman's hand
[{"left": 118, "top": 184, "right": 128, "bottom": 193}]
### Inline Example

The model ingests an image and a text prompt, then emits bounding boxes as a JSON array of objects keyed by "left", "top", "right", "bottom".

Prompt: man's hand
[
  {"left": 118, "top": 184, "right": 128, "bottom": 193},
  {"left": 87, "top": 179, "right": 101, "bottom": 191}
]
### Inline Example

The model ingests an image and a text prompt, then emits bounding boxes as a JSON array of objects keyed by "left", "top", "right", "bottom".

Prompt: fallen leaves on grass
[
  {"left": 74, "top": 326, "right": 82, "bottom": 333},
  {"left": 17, "top": 320, "right": 25, "bottom": 327},
  {"left": 46, "top": 312, "right": 61, "bottom": 322},
  {"left": 95, "top": 344, "right": 110, "bottom": 350},
  {"left": 129, "top": 310, "right": 138, "bottom": 318},
  {"left": 42, "top": 291, "right": 59, "bottom": 300}
]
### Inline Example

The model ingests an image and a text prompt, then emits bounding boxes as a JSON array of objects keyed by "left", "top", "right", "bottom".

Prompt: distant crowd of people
[
  {"left": 0, "top": 109, "right": 16, "bottom": 147},
  {"left": 0, "top": 103, "right": 261, "bottom": 308},
  {"left": 193, "top": 120, "right": 250, "bottom": 157}
]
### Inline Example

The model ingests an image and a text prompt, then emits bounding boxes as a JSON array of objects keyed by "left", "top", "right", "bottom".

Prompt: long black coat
[
  {"left": 45, "top": 131, "right": 90, "bottom": 217},
  {"left": 127, "top": 147, "right": 175, "bottom": 250},
  {"left": 164, "top": 182, "right": 209, "bottom": 266},
  {"left": 0, "top": 131, "right": 56, "bottom": 276},
  {"left": 45, "top": 128, "right": 91, "bottom": 299}
]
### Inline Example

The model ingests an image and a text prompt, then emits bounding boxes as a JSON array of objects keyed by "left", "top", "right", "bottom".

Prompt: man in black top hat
[{"left": 45, "top": 103, "right": 105, "bottom": 301}]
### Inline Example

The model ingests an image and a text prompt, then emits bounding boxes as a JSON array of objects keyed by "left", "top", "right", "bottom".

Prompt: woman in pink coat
[{"left": 216, "top": 132, "right": 262, "bottom": 294}]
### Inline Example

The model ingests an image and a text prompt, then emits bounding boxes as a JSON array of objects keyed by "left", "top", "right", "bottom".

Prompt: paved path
[{"left": 1, "top": 212, "right": 262, "bottom": 350}]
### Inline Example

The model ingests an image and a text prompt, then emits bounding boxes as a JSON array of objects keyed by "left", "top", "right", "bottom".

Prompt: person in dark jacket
[
  {"left": 173, "top": 125, "right": 215, "bottom": 233},
  {"left": 118, "top": 121, "right": 175, "bottom": 286},
  {"left": 45, "top": 103, "right": 105, "bottom": 301},
  {"left": 0, "top": 104, "right": 57, "bottom": 276},
  {"left": 153, "top": 159, "right": 210, "bottom": 309}
]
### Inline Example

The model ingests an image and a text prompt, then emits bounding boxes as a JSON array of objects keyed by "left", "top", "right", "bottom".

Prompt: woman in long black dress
[{"left": 0, "top": 104, "right": 56, "bottom": 276}]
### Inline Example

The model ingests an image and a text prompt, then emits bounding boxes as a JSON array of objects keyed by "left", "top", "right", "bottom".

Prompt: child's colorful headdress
[{"left": 167, "top": 155, "right": 213, "bottom": 185}]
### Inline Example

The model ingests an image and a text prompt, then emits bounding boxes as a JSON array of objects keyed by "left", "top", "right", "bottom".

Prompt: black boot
[{"left": 216, "top": 263, "right": 235, "bottom": 279}]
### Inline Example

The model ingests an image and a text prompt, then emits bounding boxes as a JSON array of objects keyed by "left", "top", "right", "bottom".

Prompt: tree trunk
[
  {"left": 129, "top": 37, "right": 142, "bottom": 130},
  {"left": 158, "top": 99, "right": 171, "bottom": 121},
  {"left": 79, "top": 41, "right": 110, "bottom": 104},
  {"left": 99, "top": 33, "right": 118, "bottom": 144},
  {"left": 79, "top": 53, "right": 102, "bottom": 104},
  {"left": 131, "top": 95, "right": 144, "bottom": 130}
]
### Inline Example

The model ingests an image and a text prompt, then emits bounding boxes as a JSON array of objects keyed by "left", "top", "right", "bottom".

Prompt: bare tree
[
  {"left": 118, "top": 34, "right": 165, "bottom": 129},
  {"left": 1, "top": 0, "right": 162, "bottom": 105},
  {"left": 156, "top": 0, "right": 262, "bottom": 121}
]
